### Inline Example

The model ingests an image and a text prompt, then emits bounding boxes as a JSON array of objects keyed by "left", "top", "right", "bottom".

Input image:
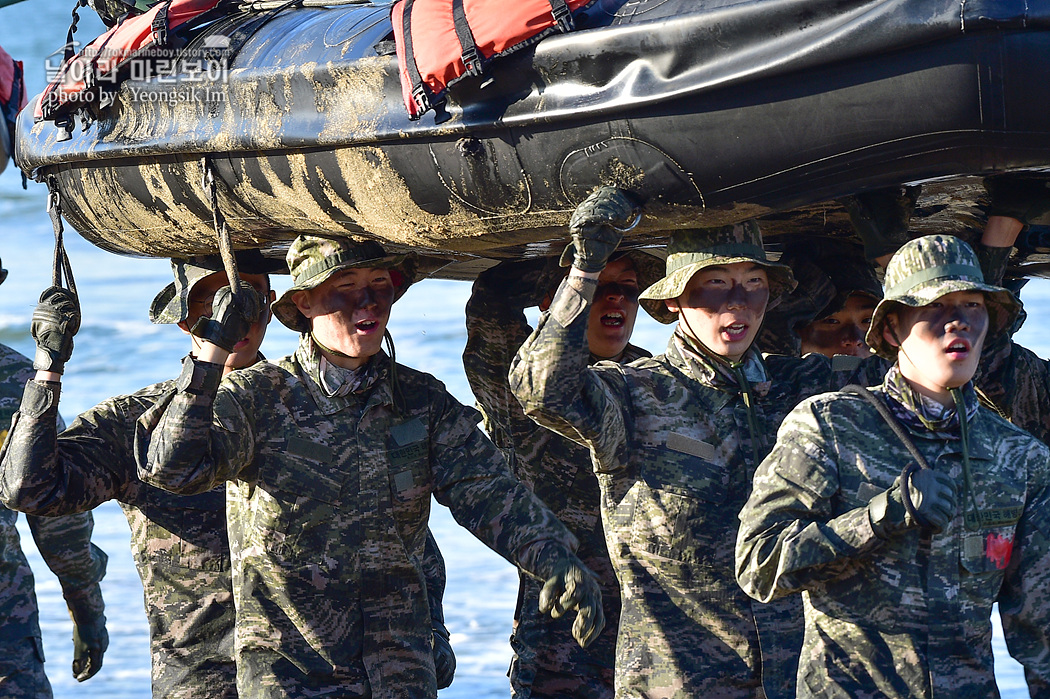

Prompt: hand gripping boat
[{"left": 15, "top": 0, "right": 1050, "bottom": 278}]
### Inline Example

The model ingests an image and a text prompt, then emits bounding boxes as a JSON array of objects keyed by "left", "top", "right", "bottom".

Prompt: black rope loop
[
  {"left": 200, "top": 156, "right": 243, "bottom": 302},
  {"left": 44, "top": 176, "right": 78, "bottom": 299}
]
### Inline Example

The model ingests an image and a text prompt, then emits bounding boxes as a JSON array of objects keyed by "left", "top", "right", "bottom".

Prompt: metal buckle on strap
[
  {"left": 461, "top": 45, "right": 481, "bottom": 77},
  {"left": 151, "top": 11, "right": 169, "bottom": 45},
  {"left": 410, "top": 84, "right": 431, "bottom": 118},
  {"left": 551, "top": 3, "right": 573, "bottom": 32}
]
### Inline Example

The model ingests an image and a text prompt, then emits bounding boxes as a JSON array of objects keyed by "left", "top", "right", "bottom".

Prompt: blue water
[{"left": 1, "top": 5, "right": 1047, "bottom": 697}]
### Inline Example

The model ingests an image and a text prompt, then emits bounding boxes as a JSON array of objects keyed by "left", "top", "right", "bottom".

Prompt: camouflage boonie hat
[
  {"left": 866, "top": 234, "right": 1021, "bottom": 359},
  {"left": 639, "top": 222, "right": 796, "bottom": 324},
  {"left": 272, "top": 235, "right": 418, "bottom": 332},
  {"left": 150, "top": 249, "right": 286, "bottom": 324},
  {"left": 811, "top": 240, "right": 882, "bottom": 320}
]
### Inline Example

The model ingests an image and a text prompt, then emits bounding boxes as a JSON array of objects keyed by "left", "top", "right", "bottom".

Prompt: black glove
[
  {"left": 189, "top": 282, "right": 264, "bottom": 352},
  {"left": 867, "top": 468, "right": 956, "bottom": 538},
  {"left": 31, "top": 286, "right": 81, "bottom": 374},
  {"left": 65, "top": 584, "right": 108, "bottom": 682},
  {"left": 983, "top": 174, "right": 1050, "bottom": 225},
  {"left": 432, "top": 620, "right": 456, "bottom": 689},
  {"left": 538, "top": 552, "right": 605, "bottom": 648},
  {"left": 841, "top": 185, "right": 921, "bottom": 262},
  {"left": 560, "top": 187, "right": 640, "bottom": 272}
]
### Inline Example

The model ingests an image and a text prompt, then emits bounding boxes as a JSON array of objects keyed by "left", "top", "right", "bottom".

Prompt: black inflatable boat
[{"left": 15, "top": 0, "right": 1050, "bottom": 277}]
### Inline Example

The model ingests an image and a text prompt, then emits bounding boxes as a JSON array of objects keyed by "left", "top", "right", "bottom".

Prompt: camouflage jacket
[
  {"left": 973, "top": 313, "right": 1050, "bottom": 447},
  {"left": 1, "top": 373, "right": 234, "bottom": 698},
  {"left": 735, "top": 367, "right": 1050, "bottom": 698},
  {"left": 138, "top": 335, "right": 578, "bottom": 698},
  {"left": 0, "top": 354, "right": 451, "bottom": 698},
  {"left": 509, "top": 277, "right": 886, "bottom": 699},
  {"left": 970, "top": 243, "right": 1050, "bottom": 447},
  {"left": 465, "top": 264, "right": 648, "bottom": 698},
  {"left": 0, "top": 345, "right": 106, "bottom": 646}
]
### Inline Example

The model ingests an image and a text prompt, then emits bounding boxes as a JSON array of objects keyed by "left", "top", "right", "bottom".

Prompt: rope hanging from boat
[
  {"left": 44, "top": 176, "right": 78, "bottom": 299},
  {"left": 201, "top": 156, "right": 243, "bottom": 302}
]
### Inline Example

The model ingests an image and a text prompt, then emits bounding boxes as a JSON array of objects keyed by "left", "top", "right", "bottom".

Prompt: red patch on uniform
[{"left": 986, "top": 533, "right": 1014, "bottom": 570}]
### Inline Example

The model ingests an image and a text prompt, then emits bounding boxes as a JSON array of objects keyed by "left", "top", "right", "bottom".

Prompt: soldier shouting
[
  {"left": 736, "top": 235, "right": 1050, "bottom": 697},
  {"left": 136, "top": 235, "right": 604, "bottom": 698}
]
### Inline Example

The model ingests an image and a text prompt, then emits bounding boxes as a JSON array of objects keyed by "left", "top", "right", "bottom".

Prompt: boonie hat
[
  {"left": 865, "top": 234, "right": 1021, "bottom": 359},
  {"left": 272, "top": 235, "right": 417, "bottom": 332},
  {"left": 150, "top": 249, "right": 286, "bottom": 325},
  {"left": 639, "top": 222, "right": 796, "bottom": 324},
  {"left": 810, "top": 240, "right": 882, "bottom": 321}
]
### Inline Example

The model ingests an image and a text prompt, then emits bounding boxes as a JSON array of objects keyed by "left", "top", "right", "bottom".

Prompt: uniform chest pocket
[
  {"left": 267, "top": 435, "right": 344, "bottom": 505},
  {"left": 960, "top": 479, "right": 1025, "bottom": 576},
  {"left": 388, "top": 419, "right": 433, "bottom": 528},
  {"left": 634, "top": 442, "right": 728, "bottom": 563},
  {"left": 641, "top": 435, "right": 728, "bottom": 503}
]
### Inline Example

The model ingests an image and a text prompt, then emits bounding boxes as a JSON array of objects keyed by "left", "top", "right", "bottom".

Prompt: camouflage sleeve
[
  {"left": 975, "top": 339, "right": 1050, "bottom": 446},
  {"left": 0, "top": 380, "right": 135, "bottom": 515},
  {"left": 138, "top": 357, "right": 256, "bottom": 495},
  {"left": 997, "top": 443, "right": 1050, "bottom": 693},
  {"left": 428, "top": 389, "right": 579, "bottom": 578},
  {"left": 27, "top": 510, "right": 107, "bottom": 596},
  {"left": 976, "top": 242, "right": 1011, "bottom": 287},
  {"left": 422, "top": 529, "right": 446, "bottom": 626},
  {"left": 463, "top": 258, "right": 555, "bottom": 452},
  {"left": 508, "top": 276, "right": 631, "bottom": 474},
  {"left": 735, "top": 398, "right": 885, "bottom": 603}
]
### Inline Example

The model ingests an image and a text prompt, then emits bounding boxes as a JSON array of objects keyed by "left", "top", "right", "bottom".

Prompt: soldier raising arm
[
  {"left": 0, "top": 263, "right": 107, "bottom": 695},
  {"left": 509, "top": 186, "right": 894, "bottom": 698},
  {"left": 136, "top": 235, "right": 604, "bottom": 698},
  {"left": 736, "top": 235, "right": 1050, "bottom": 697}
]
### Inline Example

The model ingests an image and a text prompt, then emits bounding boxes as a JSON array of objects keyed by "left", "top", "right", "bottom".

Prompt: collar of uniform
[
  {"left": 879, "top": 367, "right": 988, "bottom": 458},
  {"left": 664, "top": 339, "right": 727, "bottom": 412},
  {"left": 295, "top": 335, "right": 392, "bottom": 415},
  {"left": 663, "top": 337, "right": 755, "bottom": 413},
  {"left": 670, "top": 331, "right": 770, "bottom": 394}
]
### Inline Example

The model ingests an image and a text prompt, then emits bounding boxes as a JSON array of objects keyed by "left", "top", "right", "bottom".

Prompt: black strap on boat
[
  {"left": 400, "top": 0, "right": 436, "bottom": 119},
  {"left": 62, "top": 0, "right": 89, "bottom": 69},
  {"left": 547, "top": 0, "right": 574, "bottom": 33},
  {"left": 450, "top": 0, "right": 481, "bottom": 77},
  {"left": 842, "top": 385, "right": 930, "bottom": 526},
  {"left": 151, "top": 0, "right": 174, "bottom": 45},
  {"left": 219, "top": 0, "right": 299, "bottom": 59},
  {"left": 201, "top": 156, "right": 244, "bottom": 303},
  {"left": 44, "top": 176, "right": 79, "bottom": 299}
]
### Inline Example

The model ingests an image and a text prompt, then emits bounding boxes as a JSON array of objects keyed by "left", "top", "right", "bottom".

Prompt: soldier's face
[
  {"left": 799, "top": 293, "right": 877, "bottom": 358},
  {"left": 587, "top": 257, "right": 640, "bottom": 360},
  {"left": 666, "top": 262, "right": 769, "bottom": 361},
  {"left": 887, "top": 290, "right": 988, "bottom": 403},
  {"left": 293, "top": 267, "right": 395, "bottom": 369},
  {"left": 181, "top": 272, "right": 273, "bottom": 374}
]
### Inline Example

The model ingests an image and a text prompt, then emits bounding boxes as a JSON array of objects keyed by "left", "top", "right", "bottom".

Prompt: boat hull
[{"left": 16, "top": 0, "right": 1050, "bottom": 274}]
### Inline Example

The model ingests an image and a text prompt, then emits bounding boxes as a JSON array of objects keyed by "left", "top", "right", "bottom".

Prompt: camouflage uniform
[
  {"left": 970, "top": 243, "right": 1050, "bottom": 447},
  {"left": 138, "top": 333, "right": 581, "bottom": 698},
  {"left": 975, "top": 333, "right": 1050, "bottom": 446},
  {"left": 465, "top": 258, "right": 651, "bottom": 699},
  {"left": 509, "top": 225, "right": 886, "bottom": 699},
  {"left": 736, "top": 235, "right": 1050, "bottom": 697},
  {"left": 0, "top": 252, "right": 454, "bottom": 698},
  {"left": 736, "top": 365, "right": 1050, "bottom": 697},
  {"left": 0, "top": 344, "right": 107, "bottom": 698}
]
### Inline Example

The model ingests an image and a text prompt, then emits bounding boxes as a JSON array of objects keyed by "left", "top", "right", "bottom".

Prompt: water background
[{"left": 1, "top": 6, "right": 1046, "bottom": 696}]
